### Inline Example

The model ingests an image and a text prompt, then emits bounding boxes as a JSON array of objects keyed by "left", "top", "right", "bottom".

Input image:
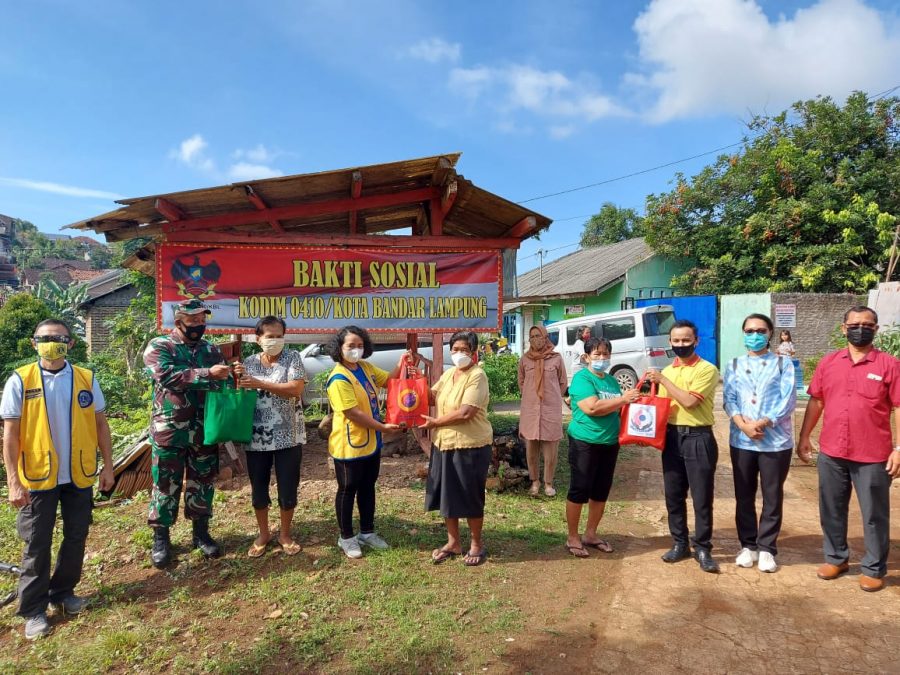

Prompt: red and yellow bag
[
  {"left": 385, "top": 356, "right": 430, "bottom": 427},
  {"left": 618, "top": 376, "right": 671, "bottom": 451}
]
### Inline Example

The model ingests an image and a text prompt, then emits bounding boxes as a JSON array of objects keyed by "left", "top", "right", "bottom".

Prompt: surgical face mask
[
  {"left": 179, "top": 322, "right": 206, "bottom": 342},
  {"left": 743, "top": 332, "right": 769, "bottom": 352},
  {"left": 671, "top": 344, "right": 695, "bottom": 359},
  {"left": 590, "top": 359, "right": 610, "bottom": 373},
  {"left": 35, "top": 337, "right": 68, "bottom": 361},
  {"left": 451, "top": 352, "right": 473, "bottom": 368},
  {"left": 529, "top": 336, "right": 544, "bottom": 347},
  {"left": 846, "top": 326, "right": 875, "bottom": 347},
  {"left": 343, "top": 347, "right": 363, "bottom": 363},
  {"left": 260, "top": 337, "right": 285, "bottom": 356}
]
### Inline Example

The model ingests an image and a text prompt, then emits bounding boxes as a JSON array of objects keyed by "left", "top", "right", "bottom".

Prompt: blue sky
[{"left": 1, "top": 0, "right": 898, "bottom": 273}]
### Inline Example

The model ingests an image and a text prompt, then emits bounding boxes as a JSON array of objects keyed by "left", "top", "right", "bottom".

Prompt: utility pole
[{"left": 537, "top": 249, "right": 545, "bottom": 285}]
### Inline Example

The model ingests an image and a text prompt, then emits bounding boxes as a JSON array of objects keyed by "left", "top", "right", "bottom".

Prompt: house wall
[
  {"left": 769, "top": 293, "right": 866, "bottom": 366},
  {"left": 624, "top": 255, "right": 690, "bottom": 301},
  {"left": 719, "top": 294, "right": 772, "bottom": 366},
  {"left": 84, "top": 286, "right": 139, "bottom": 354},
  {"left": 545, "top": 282, "right": 624, "bottom": 322}
]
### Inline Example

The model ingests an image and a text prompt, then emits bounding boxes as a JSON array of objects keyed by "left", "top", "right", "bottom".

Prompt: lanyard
[{"left": 348, "top": 365, "right": 381, "bottom": 422}]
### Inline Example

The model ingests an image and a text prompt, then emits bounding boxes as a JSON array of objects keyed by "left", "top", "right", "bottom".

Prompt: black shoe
[
  {"left": 695, "top": 549, "right": 720, "bottom": 574},
  {"left": 661, "top": 543, "right": 692, "bottom": 563},
  {"left": 192, "top": 518, "right": 222, "bottom": 558},
  {"left": 151, "top": 527, "right": 171, "bottom": 568}
]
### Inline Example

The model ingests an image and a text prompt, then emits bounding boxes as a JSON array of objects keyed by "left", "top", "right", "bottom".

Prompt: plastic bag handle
[{"left": 635, "top": 374, "right": 657, "bottom": 397}]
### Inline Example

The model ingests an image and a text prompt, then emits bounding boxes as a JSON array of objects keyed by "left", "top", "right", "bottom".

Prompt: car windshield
[{"left": 643, "top": 311, "right": 676, "bottom": 336}]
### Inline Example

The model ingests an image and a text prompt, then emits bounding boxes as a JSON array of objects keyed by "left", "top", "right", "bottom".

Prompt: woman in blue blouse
[{"left": 723, "top": 313, "right": 797, "bottom": 573}]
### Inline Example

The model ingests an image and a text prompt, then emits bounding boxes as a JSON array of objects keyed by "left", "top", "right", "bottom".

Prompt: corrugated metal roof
[{"left": 516, "top": 238, "right": 653, "bottom": 299}]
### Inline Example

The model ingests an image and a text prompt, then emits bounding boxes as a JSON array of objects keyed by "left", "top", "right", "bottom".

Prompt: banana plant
[{"left": 34, "top": 278, "right": 88, "bottom": 335}]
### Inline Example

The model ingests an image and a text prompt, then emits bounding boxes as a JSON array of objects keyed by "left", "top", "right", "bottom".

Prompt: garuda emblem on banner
[{"left": 172, "top": 255, "right": 221, "bottom": 300}]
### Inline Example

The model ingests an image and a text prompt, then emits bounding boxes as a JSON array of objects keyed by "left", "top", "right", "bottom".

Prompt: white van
[{"left": 546, "top": 305, "right": 676, "bottom": 390}]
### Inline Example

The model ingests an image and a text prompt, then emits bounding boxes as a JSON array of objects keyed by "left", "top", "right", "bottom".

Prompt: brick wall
[
  {"left": 769, "top": 293, "right": 866, "bottom": 365},
  {"left": 84, "top": 286, "right": 139, "bottom": 353}
]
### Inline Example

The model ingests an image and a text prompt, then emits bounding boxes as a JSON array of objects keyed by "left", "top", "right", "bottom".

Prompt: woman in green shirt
[{"left": 565, "top": 337, "right": 639, "bottom": 557}]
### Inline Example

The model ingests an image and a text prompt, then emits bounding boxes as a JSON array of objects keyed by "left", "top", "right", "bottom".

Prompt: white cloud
[
  {"left": 407, "top": 37, "right": 461, "bottom": 63},
  {"left": 233, "top": 144, "right": 277, "bottom": 164},
  {"left": 549, "top": 124, "right": 576, "bottom": 139},
  {"left": 449, "top": 64, "right": 624, "bottom": 127},
  {"left": 170, "top": 133, "right": 216, "bottom": 172},
  {"left": 227, "top": 162, "right": 284, "bottom": 181},
  {"left": 0, "top": 177, "right": 122, "bottom": 200},
  {"left": 631, "top": 0, "right": 900, "bottom": 122}
]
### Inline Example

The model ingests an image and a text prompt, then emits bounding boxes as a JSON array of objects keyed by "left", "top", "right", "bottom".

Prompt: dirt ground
[
  {"left": 4, "top": 399, "right": 900, "bottom": 673},
  {"left": 498, "top": 399, "right": 900, "bottom": 675}
]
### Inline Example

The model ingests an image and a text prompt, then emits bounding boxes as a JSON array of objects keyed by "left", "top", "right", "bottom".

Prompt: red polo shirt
[{"left": 808, "top": 348, "right": 900, "bottom": 463}]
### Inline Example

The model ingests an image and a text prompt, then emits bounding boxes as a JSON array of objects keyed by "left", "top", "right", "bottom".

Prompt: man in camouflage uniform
[{"left": 143, "top": 299, "right": 231, "bottom": 567}]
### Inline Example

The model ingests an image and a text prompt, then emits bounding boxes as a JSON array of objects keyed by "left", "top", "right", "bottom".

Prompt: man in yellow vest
[{"left": 1, "top": 318, "right": 114, "bottom": 640}]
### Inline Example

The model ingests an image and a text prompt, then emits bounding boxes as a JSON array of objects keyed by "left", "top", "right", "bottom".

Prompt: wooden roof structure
[{"left": 66, "top": 154, "right": 552, "bottom": 260}]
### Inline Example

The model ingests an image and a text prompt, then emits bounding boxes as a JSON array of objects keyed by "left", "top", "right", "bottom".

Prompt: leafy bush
[
  {"left": 480, "top": 353, "right": 520, "bottom": 402},
  {"left": 875, "top": 326, "right": 900, "bottom": 359},
  {"left": 487, "top": 412, "right": 519, "bottom": 436},
  {"left": 0, "top": 293, "right": 87, "bottom": 382}
]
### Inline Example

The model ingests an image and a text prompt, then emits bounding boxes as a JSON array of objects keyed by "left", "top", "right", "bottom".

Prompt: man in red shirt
[{"left": 798, "top": 306, "right": 900, "bottom": 592}]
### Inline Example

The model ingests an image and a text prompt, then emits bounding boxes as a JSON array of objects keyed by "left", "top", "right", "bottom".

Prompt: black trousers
[
  {"left": 15, "top": 483, "right": 93, "bottom": 618},
  {"left": 730, "top": 447, "right": 792, "bottom": 555},
  {"left": 334, "top": 452, "right": 381, "bottom": 539},
  {"left": 662, "top": 425, "right": 718, "bottom": 552},
  {"left": 245, "top": 445, "right": 303, "bottom": 510},
  {"left": 818, "top": 452, "right": 892, "bottom": 578}
]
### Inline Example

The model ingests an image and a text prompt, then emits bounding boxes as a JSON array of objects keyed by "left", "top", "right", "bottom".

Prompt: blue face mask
[
  {"left": 744, "top": 332, "right": 769, "bottom": 352},
  {"left": 590, "top": 359, "right": 610, "bottom": 372}
]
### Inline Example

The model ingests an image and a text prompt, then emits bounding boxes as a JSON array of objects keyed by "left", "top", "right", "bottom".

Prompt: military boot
[
  {"left": 151, "top": 527, "right": 171, "bottom": 568},
  {"left": 192, "top": 517, "right": 222, "bottom": 558}
]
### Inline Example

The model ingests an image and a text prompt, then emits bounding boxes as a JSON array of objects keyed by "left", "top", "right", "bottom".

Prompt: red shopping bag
[
  {"left": 385, "top": 357, "right": 430, "bottom": 427},
  {"left": 618, "top": 377, "right": 671, "bottom": 451}
]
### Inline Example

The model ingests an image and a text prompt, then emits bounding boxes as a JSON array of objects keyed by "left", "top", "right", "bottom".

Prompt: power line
[
  {"left": 517, "top": 83, "right": 900, "bottom": 206},
  {"left": 516, "top": 140, "right": 745, "bottom": 204}
]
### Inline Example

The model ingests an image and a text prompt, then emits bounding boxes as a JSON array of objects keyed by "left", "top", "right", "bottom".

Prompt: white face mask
[
  {"left": 451, "top": 352, "right": 473, "bottom": 368},
  {"left": 259, "top": 337, "right": 285, "bottom": 356},
  {"left": 343, "top": 347, "right": 363, "bottom": 363}
]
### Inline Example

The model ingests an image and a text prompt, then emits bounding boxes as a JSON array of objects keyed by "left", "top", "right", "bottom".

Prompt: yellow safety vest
[
  {"left": 326, "top": 362, "right": 384, "bottom": 460},
  {"left": 15, "top": 362, "right": 100, "bottom": 491}
]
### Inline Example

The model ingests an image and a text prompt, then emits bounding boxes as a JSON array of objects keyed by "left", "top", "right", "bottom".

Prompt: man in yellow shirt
[{"left": 646, "top": 320, "right": 720, "bottom": 573}]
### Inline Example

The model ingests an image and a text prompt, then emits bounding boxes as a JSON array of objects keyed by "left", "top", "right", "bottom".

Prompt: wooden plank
[
  {"left": 155, "top": 198, "right": 186, "bottom": 222},
  {"left": 163, "top": 230, "right": 522, "bottom": 248},
  {"left": 162, "top": 187, "right": 440, "bottom": 234},
  {"left": 245, "top": 185, "right": 285, "bottom": 232}
]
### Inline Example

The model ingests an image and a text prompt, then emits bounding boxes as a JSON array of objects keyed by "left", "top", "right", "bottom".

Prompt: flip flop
[
  {"left": 464, "top": 549, "right": 488, "bottom": 566},
  {"left": 431, "top": 548, "right": 460, "bottom": 565},
  {"left": 582, "top": 539, "right": 613, "bottom": 553},
  {"left": 247, "top": 537, "right": 272, "bottom": 558},
  {"left": 566, "top": 544, "right": 590, "bottom": 558},
  {"left": 279, "top": 540, "right": 302, "bottom": 556}
]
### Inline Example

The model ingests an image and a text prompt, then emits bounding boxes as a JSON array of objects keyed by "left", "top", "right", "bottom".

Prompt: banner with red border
[{"left": 157, "top": 243, "right": 502, "bottom": 333}]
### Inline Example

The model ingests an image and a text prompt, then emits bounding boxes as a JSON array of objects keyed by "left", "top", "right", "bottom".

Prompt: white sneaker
[
  {"left": 758, "top": 551, "right": 778, "bottom": 573},
  {"left": 357, "top": 532, "right": 389, "bottom": 550},
  {"left": 735, "top": 548, "right": 759, "bottom": 568},
  {"left": 24, "top": 613, "right": 51, "bottom": 640},
  {"left": 338, "top": 536, "right": 363, "bottom": 559}
]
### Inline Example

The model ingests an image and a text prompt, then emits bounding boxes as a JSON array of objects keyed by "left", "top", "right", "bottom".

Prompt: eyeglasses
[
  {"left": 845, "top": 323, "right": 876, "bottom": 329},
  {"left": 743, "top": 329, "right": 769, "bottom": 335}
]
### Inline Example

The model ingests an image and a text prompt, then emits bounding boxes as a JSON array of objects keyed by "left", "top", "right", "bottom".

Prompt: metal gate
[{"left": 637, "top": 295, "right": 719, "bottom": 366}]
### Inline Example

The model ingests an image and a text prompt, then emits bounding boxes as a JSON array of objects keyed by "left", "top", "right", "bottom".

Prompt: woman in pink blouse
[{"left": 518, "top": 324, "right": 568, "bottom": 496}]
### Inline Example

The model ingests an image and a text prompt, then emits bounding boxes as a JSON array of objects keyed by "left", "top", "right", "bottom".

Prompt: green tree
[
  {"left": 643, "top": 92, "right": 900, "bottom": 294},
  {"left": 0, "top": 293, "right": 87, "bottom": 381},
  {"left": 580, "top": 203, "right": 645, "bottom": 247}
]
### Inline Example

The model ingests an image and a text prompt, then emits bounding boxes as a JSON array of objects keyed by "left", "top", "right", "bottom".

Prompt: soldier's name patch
[
  {"left": 24, "top": 388, "right": 43, "bottom": 400},
  {"left": 77, "top": 390, "right": 93, "bottom": 408}
]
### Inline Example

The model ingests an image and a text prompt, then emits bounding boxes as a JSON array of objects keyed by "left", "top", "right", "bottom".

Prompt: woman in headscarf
[{"left": 518, "top": 324, "right": 567, "bottom": 496}]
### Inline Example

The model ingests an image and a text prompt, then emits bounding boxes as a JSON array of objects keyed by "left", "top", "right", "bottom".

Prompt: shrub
[{"left": 481, "top": 353, "right": 520, "bottom": 402}]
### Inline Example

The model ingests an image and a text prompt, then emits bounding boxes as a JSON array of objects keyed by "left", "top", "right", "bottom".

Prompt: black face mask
[
  {"left": 672, "top": 344, "right": 695, "bottom": 359},
  {"left": 180, "top": 323, "right": 206, "bottom": 342},
  {"left": 846, "top": 326, "right": 875, "bottom": 347}
]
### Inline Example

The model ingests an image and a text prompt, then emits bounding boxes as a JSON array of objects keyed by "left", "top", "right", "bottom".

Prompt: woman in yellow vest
[{"left": 326, "top": 325, "right": 408, "bottom": 559}]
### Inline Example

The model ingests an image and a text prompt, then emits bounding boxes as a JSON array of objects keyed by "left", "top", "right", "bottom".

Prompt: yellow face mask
[{"left": 36, "top": 341, "right": 68, "bottom": 361}]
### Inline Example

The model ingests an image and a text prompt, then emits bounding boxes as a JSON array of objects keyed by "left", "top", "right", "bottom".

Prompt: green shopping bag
[{"left": 203, "top": 376, "right": 258, "bottom": 444}]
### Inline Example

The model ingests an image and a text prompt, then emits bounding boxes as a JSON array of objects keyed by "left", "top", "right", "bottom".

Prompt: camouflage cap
[{"left": 173, "top": 299, "right": 211, "bottom": 315}]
